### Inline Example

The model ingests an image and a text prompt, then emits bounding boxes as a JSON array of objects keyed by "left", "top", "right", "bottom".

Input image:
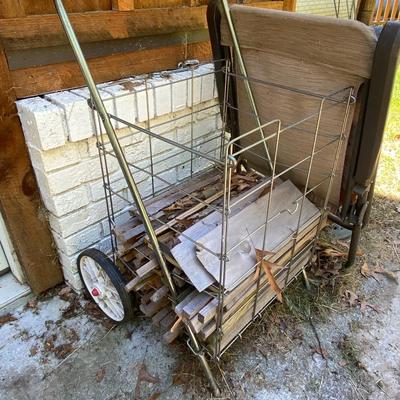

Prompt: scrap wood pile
[{"left": 116, "top": 169, "right": 324, "bottom": 352}]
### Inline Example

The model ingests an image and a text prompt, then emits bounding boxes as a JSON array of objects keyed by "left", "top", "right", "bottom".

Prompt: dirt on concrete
[{"left": 0, "top": 195, "right": 399, "bottom": 400}]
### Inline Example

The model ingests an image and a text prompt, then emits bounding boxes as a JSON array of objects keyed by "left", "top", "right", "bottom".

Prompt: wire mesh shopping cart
[{"left": 54, "top": 0, "right": 400, "bottom": 395}]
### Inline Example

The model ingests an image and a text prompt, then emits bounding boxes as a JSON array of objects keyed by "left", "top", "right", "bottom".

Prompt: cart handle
[{"left": 53, "top": 0, "right": 177, "bottom": 298}]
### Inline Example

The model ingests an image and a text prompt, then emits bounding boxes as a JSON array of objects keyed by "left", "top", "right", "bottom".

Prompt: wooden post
[
  {"left": 282, "top": 0, "right": 297, "bottom": 11},
  {"left": 0, "top": 43, "right": 63, "bottom": 293},
  {"left": 357, "top": 0, "right": 376, "bottom": 24},
  {"left": 112, "top": 0, "right": 135, "bottom": 10}
]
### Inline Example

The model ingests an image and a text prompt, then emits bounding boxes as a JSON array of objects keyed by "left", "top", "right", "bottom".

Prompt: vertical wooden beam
[
  {"left": 112, "top": 0, "right": 135, "bottom": 10},
  {"left": 282, "top": 0, "right": 296, "bottom": 11},
  {"left": 357, "top": 0, "right": 377, "bottom": 24},
  {"left": 0, "top": 43, "right": 63, "bottom": 294},
  {"left": 0, "top": 0, "right": 25, "bottom": 18}
]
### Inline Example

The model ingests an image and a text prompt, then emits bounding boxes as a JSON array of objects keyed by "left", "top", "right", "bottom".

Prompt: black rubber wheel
[{"left": 77, "top": 248, "right": 135, "bottom": 323}]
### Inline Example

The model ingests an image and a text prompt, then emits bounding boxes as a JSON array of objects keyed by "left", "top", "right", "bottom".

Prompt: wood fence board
[
  {"left": 0, "top": 7, "right": 208, "bottom": 51},
  {"left": 0, "top": 43, "right": 63, "bottom": 293}
]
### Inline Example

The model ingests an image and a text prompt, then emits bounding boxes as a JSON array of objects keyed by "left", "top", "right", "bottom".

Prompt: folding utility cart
[{"left": 54, "top": 0, "right": 400, "bottom": 395}]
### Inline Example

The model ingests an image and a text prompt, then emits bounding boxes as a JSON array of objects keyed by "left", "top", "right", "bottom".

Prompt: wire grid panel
[{"left": 91, "top": 59, "right": 354, "bottom": 358}]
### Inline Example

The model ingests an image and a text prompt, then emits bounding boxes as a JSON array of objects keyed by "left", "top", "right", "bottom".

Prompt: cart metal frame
[{"left": 54, "top": 0, "right": 400, "bottom": 395}]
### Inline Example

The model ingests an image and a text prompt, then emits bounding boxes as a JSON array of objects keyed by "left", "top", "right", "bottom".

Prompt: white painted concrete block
[
  {"left": 53, "top": 223, "right": 102, "bottom": 256},
  {"left": 62, "top": 267, "right": 84, "bottom": 291},
  {"left": 101, "top": 83, "right": 136, "bottom": 128},
  {"left": 45, "top": 91, "right": 94, "bottom": 142},
  {"left": 34, "top": 156, "right": 118, "bottom": 198},
  {"left": 151, "top": 76, "right": 172, "bottom": 117},
  {"left": 151, "top": 125, "right": 176, "bottom": 154},
  {"left": 193, "top": 116, "right": 216, "bottom": 140},
  {"left": 187, "top": 69, "right": 202, "bottom": 106},
  {"left": 199, "top": 64, "right": 216, "bottom": 102},
  {"left": 89, "top": 174, "right": 127, "bottom": 202},
  {"left": 170, "top": 72, "right": 188, "bottom": 112},
  {"left": 71, "top": 87, "right": 115, "bottom": 134},
  {"left": 17, "top": 97, "right": 66, "bottom": 150},
  {"left": 49, "top": 200, "right": 108, "bottom": 238},
  {"left": 58, "top": 252, "right": 79, "bottom": 275},
  {"left": 27, "top": 143, "right": 81, "bottom": 173},
  {"left": 44, "top": 185, "right": 90, "bottom": 218},
  {"left": 131, "top": 80, "right": 155, "bottom": 122}
]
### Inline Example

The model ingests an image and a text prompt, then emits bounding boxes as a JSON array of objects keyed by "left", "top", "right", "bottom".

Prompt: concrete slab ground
[{"left": 0, "top": 195, "right": 399, "bottom": 400}]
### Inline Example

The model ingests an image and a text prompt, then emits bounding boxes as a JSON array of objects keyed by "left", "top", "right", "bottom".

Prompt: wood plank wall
[{"left": 0, "top": 0, "right": 295, "bottom": 293}]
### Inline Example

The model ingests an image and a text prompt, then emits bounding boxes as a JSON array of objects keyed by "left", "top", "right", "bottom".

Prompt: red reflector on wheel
[{"left": 92, "top": 288, "right": 100, "bottom": 297}]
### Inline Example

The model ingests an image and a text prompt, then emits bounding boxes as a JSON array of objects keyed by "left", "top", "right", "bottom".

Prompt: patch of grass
[{"left": 375, "top": 68, "right": 400, "bottom": 199}]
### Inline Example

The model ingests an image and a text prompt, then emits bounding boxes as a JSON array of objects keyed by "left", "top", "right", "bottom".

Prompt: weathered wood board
[{"left": 196, "top": 180, "right": 320, "bottom": 290}]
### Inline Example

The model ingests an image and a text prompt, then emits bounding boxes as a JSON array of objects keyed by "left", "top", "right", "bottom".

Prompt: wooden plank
[
  {"left": 170, "top": 178, "right": 270, "bottom": 292},
  {"left": 0, "top": 1, "right": 25, "bottom": 18},
  {"left": 245, "top": 1, "right": 283, "bottom": 10},
  {"left": 196, "top": 180, "right": 320, "bottom": 290},
  {"left": 196, "top": 222, "right": 320, "bottom": 338},
  {"left": 11, "top": 41, "right": 210, "bottom": 98},
  {"left": 282, "top": 0, "right": 296, "bottom": 11},
  {"left": 19, "top": 0, "right": 112, "bottom": 15},
  {"left": 375, "top": 0, "right": 385, "bottom": 22},
  {"left": 152, "top": 306, "right": 170, "bottom": 326},
  {"left": 136, "top": 258, "right": 158, "bottom": 277},
  {"left": 391, "top": 0, "right": 399, "bottom": 20},
  {"left": 198, "top": 298, "right": 219, "bottom": 324},
  {"left": 135, "top": 0, "right": 183, "bottom": 7},
  {"left": 212, "top": 252, "right": 311, "bottom": 350},
  {"left": 139, "top": 296, "right": 169, "bottom": 316},
  {"left": 383, "top": 0, "right": 392, "bottom": 21},
  {"left": 174, "top": 290, "right": 197, "bottom": 316},
  {"left": 0, "top": 7, "right": 207, "bottom": 51},
  {"left": 182, "top": 292, "right": 212, "bottom": 319},
  {"left": 10, "top": 44, "right": 184, "bottom": 98},
  {"left": 112, "top": 0, "right": 135, "bottom": 10},
  {"left": 150, "top": 285, "right": 169, "bottom": 302},
  {"left": 0, "top": 43, "right": 63, "bottom": 293}
]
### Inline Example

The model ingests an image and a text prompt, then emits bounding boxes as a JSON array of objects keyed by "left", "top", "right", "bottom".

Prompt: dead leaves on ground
[
  {"left": 343, "top": 290, "right": 380, "bottom": 313},
  {"left": 134, "top": 362, "right": 160, "bottom": 400},
  {"left": 95, "top": 367, "right": 106, "bottom": 383},
  {"left": 0, "top": 313, "right": 17, "bottom": 327},
  {"left": 360, "top": 262, "right": 398, "bottom": 284}
]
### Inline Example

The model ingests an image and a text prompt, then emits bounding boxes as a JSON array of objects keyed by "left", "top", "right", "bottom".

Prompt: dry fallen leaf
[
  {"left": 29, "top": 346, "right": 38, "bottom": 357},
  {"left": 96, "top": 367, "right": 106, "bottom": 383},
  {"left": 360, "top": 301, "right": 380, "bottom": 313},
  {"left": 255, "top": 249, "right": 283, "bottom": 302},
  {"left": 360, "top": 262, "right": 376, "bottom": 279},
  {"left": 0, "top": 314, "right": 17, "bottom": 327},
  {"left": 374, "top": 265, "right": 399, "bottom": 284},
  {"left": 134, "top": 362, "right": 160, "bottom": 399},
  {"left": 344, "top": 289, "right": 359, "bottom": 307},
  {"left": 312, "top": 346, "right": 328, "bottom": 359}
]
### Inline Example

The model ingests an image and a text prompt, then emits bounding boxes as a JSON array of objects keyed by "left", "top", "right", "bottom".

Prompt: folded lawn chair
[{"left": 208, "top": 3, "right": 400, "bottom": 266}]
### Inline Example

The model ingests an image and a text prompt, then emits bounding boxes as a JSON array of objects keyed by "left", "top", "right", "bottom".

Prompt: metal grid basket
[{"left": 91, "top": 59, "right": 354, "bottom": 360}]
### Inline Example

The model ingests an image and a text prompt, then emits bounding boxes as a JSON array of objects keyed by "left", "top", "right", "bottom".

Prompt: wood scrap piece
[
  {"left": 174, "top": 291, "right": 198, "bottom": 317},
  {"left": 136, "top": 258, "right": 158, "bottom": 277},
  {"left": 170, "top": 179, "right": 271, "bottom": 292},
  {"left": 152, "top": 307, "right": 170, "bottom": 326},
  {"left": 188, "top": 315, "right": 203, "bottom": 334},
  {"left": 196, "top": 180, "right": 320, "bottom": 291},
  {"left": 198, "top": 298, "right": 219, "bottom": 324},
  {"left": 182, "top": 292, "right": 212, "bottom": 319},
  {"left": 139, "top": 297, "right": 169, "bottom": 317},
  {"left": 163, "top": 325, "right": 182, "bottom": 344},
  {"left": 150, "top": 286, "right": 169, "bottom": 303},
  {"left": 153, "top": 190, "right": 224, "bottom": 237},
  {"left": 255, "top": 249, "right": 283, "bottom": 303},
  {"left": 159, "top": 311, "right": 176, "bottom": 329}
]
